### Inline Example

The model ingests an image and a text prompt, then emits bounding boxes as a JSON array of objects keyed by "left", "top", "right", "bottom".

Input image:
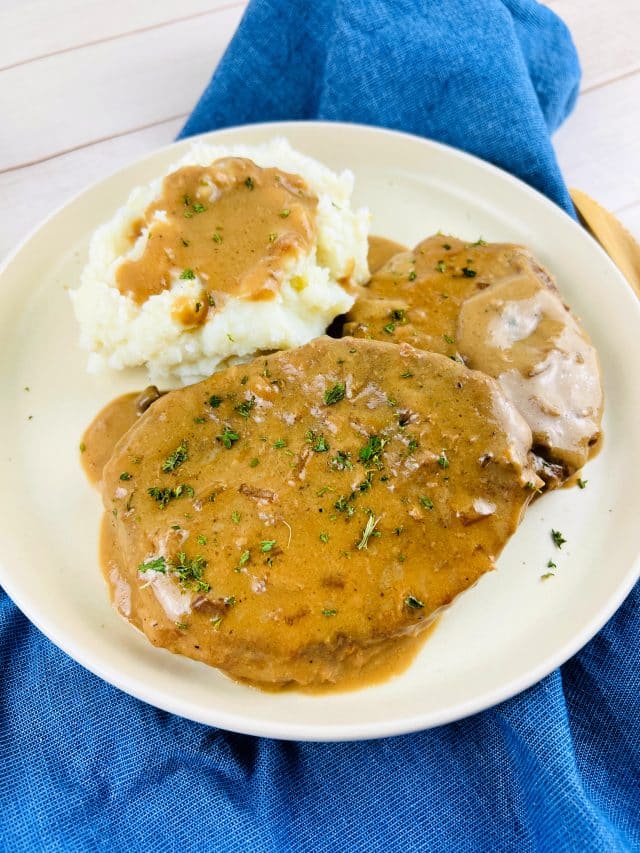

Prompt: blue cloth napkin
[{"left": 2, "top": 1, "right": 639, "bottom": 850}]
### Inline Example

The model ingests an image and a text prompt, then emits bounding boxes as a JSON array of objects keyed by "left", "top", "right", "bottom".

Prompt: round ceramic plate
[{"left": 0, "top": 122, "right": 638, "bottom": 741}]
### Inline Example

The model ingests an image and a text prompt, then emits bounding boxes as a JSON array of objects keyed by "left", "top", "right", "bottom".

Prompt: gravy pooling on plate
[
  {"left": 345, "top": 235, "right": 604, "bottom": 486},
  {"left": 117, "top": 157, "right": 318, "bottom": 314},
  {"left": 87, "top": 337, "right": 540, "bottom": 689}
]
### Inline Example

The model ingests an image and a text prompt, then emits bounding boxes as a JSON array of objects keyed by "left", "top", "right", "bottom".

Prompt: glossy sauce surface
[
  {"left": 346, "top": 235, "right": 603, "bottom": 482},
  {"left": 95, "top": 336, "right": 538, "bottom": 688},
  {"left": 116, "top": 157, "right": 318, "bottom": 311}
]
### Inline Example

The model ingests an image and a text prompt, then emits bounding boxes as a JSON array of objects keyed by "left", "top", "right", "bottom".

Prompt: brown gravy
[
  {"left": 93, "top": 336, "right": 537, "bottom": 690},
  {"left": 368, "top": 235, "right": 408, "bottom": 274},
  {"left": 116, "top": 157, "right": 318, "bottom": 310}
]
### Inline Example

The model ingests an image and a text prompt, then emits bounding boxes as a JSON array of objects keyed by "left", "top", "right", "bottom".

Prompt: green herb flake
[
  {"left": 279, "top": 208, "right": 291, "bottom": 218},
  {"left": 237, "top": 549, "right": 250, "bottom": 569},
  {"left": 319, "top": 533, "right": 329, "bottom": 544},
  {"left": 307, "top": 430, "right": 329, "bottom": 453},
  {"left": 119, "top": 472, "right": 132, "bottom": 481},
  {"left": 180, "top": 268, "right": 196, "bottom": 280},
  {"left": 540, "top": 572, "right": 555, "bottom": 581},
  {"left": 138, "top": 556, "right": 167, "bottom": 574},
  {"left": 437, "top": 451, "right": 450, "bottom": 469},
  {"left": 443, "top": 334, "right": 455, "bottom": 345},
  {"left": 234, "top": 396, "right": 256, "bottom": 419},
  {"left": 217, "top": 426, "right": 240, "bottom": 449},
  {"left": 473, "top": 237, "right": 487, "bottom": 246},
  {"left": 249, "top": 457, "right": 260, "bottom": 468},
  {"left": 442, "top": 243, "right": 452, "bottom": 250},
  {"left": 212, "top": 232, "right": 223, "bottom": 244},
  {"left": 391, "top": 308, "right": 407, "bottom": 323},
  {"left": 435, "top": 261, "right": 447, "bottom": 273},
  {"left": 551, "top": 529, "right": 567, "bottom": 549},
  {"left": 359, "top": 435, "right": 385, "bottom": 467},
  {"left": 245, "top": 176, "right": 255, "bottom": 190},
  {"left": 261, "top": 540, "right": 276, "bottom": 553},
  {"left": 211, "top": 616, "right": 224, "bottom": 629},
  {"left": 208, "top": 293, "right": 216, "bottom": 307},
  {"left": 547, "top": 559, "right": 557, "bottom": 569},
  {"left": 400, "top": 371, "right": 413, "bottom": 379},
  {"left": 79, "top": 442, "right": 86, "bottom": 453},
  {"left": 231, "top": 511, "right": 241, "bottom": 524},
  {"left": 175, "top": 621, "right": 189, "bottom": 630},
  {"left": 461, "top": 267, "right": 477, "bottom": 278},
  {"left": 224, "top": 596, "right": 236, "bottom": 608},
  {"left": 577, "top": 478, "right": 588, "bottom": 489},
  {"left": 322, "top": 608, "right": 337, "bottom": 617},
  {"left": 407, "top": 438, "right": 419, "bottom": 453},
  {"left": 420, "top": 495, "right": 434, "bottom": 510},
  {"left": 268, "top": 232, "right": 277, "bottom": 243},
  {"left": 408, "top": 270, "right": 417, "bottom": 282},
  {"left": 162, "top": 441, "right": 188, "bottom": 473},
  {"left": 331, "top": 450, "right": 353, "bottom": 471},
  {"left": 324, "top": 383, "right": 346, "bottom": 405},
  {"left": 197, "top": 535, "right": 208, "bottom": 546},
  {"left": 405, "top": 595, "right": 424, "bottom": 609},
  {"left": 208, "top": 395, "right": 223, "bottom": 409},
  {"left": 383, "top": 322, "right": 396, "bottom": 334},
  {"left": 273, "top": 439, "right": 287, "bottom": 449}
]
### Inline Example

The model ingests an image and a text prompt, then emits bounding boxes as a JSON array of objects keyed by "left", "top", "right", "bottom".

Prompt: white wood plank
[
  {"left": 617, "top": 204, "right": 640, "bottom": 242},
  {"left": 544, "top": 0, "right": 640, "bottom": 91},
  {"left": 0, "top": 4, "right": 244, "bottom": 171},
  {"left": 0, "top": 117, "right": 183, "bottom": 264},
  {"left": 0, "top": 0, "right": 246, "bottom": 70},
  {"left": 553, "top": 72, "right": 640, "bottom": 226}
]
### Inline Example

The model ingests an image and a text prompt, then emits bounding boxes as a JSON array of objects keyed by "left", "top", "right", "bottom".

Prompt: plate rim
[{"left": 1, "top": 119, "right": 638, "bottom": 741}]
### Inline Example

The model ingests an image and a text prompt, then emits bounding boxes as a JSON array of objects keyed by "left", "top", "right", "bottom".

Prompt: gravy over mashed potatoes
[{"left": 71, "top": 139, "right": 370, "bottom": 385}]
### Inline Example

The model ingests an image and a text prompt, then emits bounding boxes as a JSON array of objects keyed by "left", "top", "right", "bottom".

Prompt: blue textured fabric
[{"left": 2, "top": 1, "right": 639, "bottom": 850}]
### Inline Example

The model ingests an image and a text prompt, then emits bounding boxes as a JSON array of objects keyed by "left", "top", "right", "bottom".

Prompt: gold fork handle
[{"left": 570, "top": 189, "right": 640, "bottom": 298}]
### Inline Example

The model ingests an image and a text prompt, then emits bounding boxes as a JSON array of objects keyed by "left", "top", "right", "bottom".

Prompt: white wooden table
[{"left": 1, "top": 0, "right": 638, "bottom": 265}]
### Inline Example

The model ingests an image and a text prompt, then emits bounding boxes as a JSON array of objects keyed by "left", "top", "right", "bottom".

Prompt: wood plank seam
[{"left": 0, "top": 1, "right": 246, "bottom": 73}]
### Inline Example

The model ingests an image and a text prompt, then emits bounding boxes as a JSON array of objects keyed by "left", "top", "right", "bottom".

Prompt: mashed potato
[{"left": 71, "top": 138, "right": 370, "bottom": 385}]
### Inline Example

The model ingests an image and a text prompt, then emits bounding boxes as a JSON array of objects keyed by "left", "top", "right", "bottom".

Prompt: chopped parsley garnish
[
  {"left": 197, "top": 535, "right": 208, "bottom": 546},
  {"left": 249, "top": 457, "right": 259, "bottom": 468},
  {"left": 180, "top": 268, "right": 196, "bottom": 280},
  {"left": 547, "top": 559, "right": 557, "bottom": 569},
  {"left": 420, "top": 495, "right": 434, "bottom": 510},
  {"left": 577, "top": 478, "right": 588, "bottom": 489},
  {"left": 541, "top": 573, "right": 555, "bottom": 581},
  {"left": 245, "top": 176, "right": 255, "bottom": 190},
  {"left": 324, "top": 383, "right": 346, "bottom": 405},
  {"left": 268, "top": 232, "right": 277, "bottom": 243},
  {"left": 408, "top": 270, "right": 417, "bottom": 281},
  {"left": 322, "top": 609, "right": 337, "bottom": 617},
  {"left": 138, "top": 556, "right": 167, "bottom": 574},
  {"left": 192, "top": 202, "right": 206, "bottom": 213},
  {"left": 208, "top": 394, "right": 222, "bottom": 408},
  {"left": 224, "top": 596, "right": 236, "bottom": 608},
  {"left": 435, "top": 261, "right": 446, "bottom": 273},
  {"left": 147, "top": 484, "right": 193, "bottom": 508},
  {"left": 237, "top": 549, "right": 250, "bottom": 569},
  {"left": 79, "top": 442, "right": 86, "bottom": 453},
  {"left": 234, "top": 396, "right": 256, "bottom": 418},
  {"left": 208, "top": 293, "right": 216, "bottom": 307},
  {"left": 357, "top": 515, "right": 379, "bottom": 550},
  {"left": 407, "top": 438, "right": 419, "bottom": 453},
  {"left": 400, "top": 371, "right": 413, "bottom": 379},
  {"left": 394, "top": 526, "right": 404, "bottom": 535},
  {"left": 217, "top": 426, "right": 240, "bottom": 449},
  {"left": 279, "top": 209, "right": 291, "bottom": 218},
  {"left": 273, "top": 439, "right": 287, "bottom": 449},
  {"left": 175, "top": 551, "right": 209, "bottom": 592},
  {"left": 307, "top": 430, "right": 329, "bottom": 452},
  {"left": 443, "top": 334, "right": 455, "bottom": 344},
  {"left": 461, "top": 267, "right": 477, "bottom": 278},
  {"left": 331, "top": 450, "right": 353, "bottom": 471},
  {"left": 319, "top": 533, "right": 329, "bottom": 543},
  {"left": 211, "top": 616, "right": 224, "bottom": 629},
  {"left": 383, "top": 322, "right": 396, "bottom": 334},
  {"left": 359, "top": 435, "right": 385, "bottom": 467},
  {"left": 405, "top": 595, "right": 424, "bottom": 609},
  {"left": 162, "top": 441, "right": 188, "bottom": 473},
  {"left": 551, "top": 529, "right": 567, "bottom": 549},
  {"left": 437, "top": 451, "right": 450, "bottom": 469},
  {"left": 442, "top": 243, "right": 452, "bottom": 250},
  {"left": 119, "top": 472, "right": 132, "bottom": 481},
  {"left": 472, "top": 237, "right": 487, "bottom": 246},
  {"left": 231, "top": 511, "right": 241, "bottom": 524},
  {"left": 212, "top": 232, "right": 223, "bottom": 244},
  {"left": 175, "top": 621, "right": 189, "bottom": 630},
  {"left": 391, "top": 308, "right": 407, "bottom": 323},
  {"left": 261, "top": 540, "right": 276, "bottom": 552},
  {"left": 334, "top": 495, "right": 355, "bottom": 516}
]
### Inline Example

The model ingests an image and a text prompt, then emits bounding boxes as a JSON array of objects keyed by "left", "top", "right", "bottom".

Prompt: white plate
[{"left": 1, "top": 122, "right": 639, "bottom": 741}]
